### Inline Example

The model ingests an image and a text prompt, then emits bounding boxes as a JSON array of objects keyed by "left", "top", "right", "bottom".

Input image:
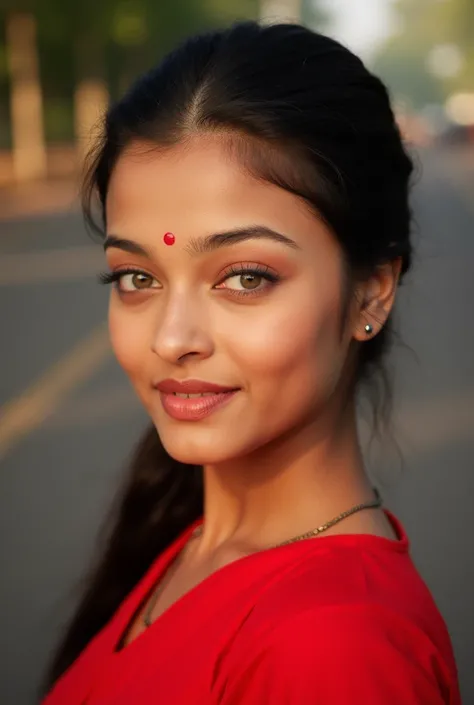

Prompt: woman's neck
[{"left": 192, "top": 402, "right": 376, "bottom": 558}]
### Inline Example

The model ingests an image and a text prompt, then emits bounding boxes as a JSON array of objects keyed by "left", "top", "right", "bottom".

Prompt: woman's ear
[{"left": 352, "top": 257, "right": 403, "bottom": 341}]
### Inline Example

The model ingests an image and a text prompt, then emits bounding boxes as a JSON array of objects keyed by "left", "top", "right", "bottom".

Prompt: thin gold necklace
[{"left": 143, "top": 488, "right": 382, "bottom": 628}]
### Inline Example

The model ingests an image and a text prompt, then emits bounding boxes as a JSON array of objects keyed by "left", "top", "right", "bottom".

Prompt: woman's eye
[
  {"left": 98, "top": 269, "right": 161, "bottom": 292},
  {"left": 224, "top": 273, "right": 263, "bottom": 291},
  {"left": 99, "top": 266, "right": 279, "bottom": 297},
  {"left": 216, "top": 267, "right": 279, "bottom": 295},
  {"left": 119, "top": 272, "right": 159, "bottom": 292}
]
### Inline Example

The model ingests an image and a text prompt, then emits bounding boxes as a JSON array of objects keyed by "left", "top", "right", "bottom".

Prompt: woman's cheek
[
  {"left": 235, "top": 302, "right": 318, "bottom": 373},
  {"left": 252, "top": 300, "right": 342, "bottom": 401}
]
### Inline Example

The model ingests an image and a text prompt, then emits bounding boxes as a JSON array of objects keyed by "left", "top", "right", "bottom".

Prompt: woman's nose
[{"left": 150, "top": 294, "right": 214, "bottom": 364}]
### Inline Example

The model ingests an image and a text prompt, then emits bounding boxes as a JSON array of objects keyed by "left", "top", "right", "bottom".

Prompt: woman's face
[{"left": 105, "top": 136, "right": 359, "bottom": 465}]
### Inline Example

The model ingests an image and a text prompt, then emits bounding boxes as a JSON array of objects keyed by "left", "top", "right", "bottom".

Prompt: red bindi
[{"left": 163, "top": 232, "right": 175, "bottom": 246}]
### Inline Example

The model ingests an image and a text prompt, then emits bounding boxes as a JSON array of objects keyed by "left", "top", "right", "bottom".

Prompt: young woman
[{"left": 42, "top": 21, "right": 461, "bottom": 705}]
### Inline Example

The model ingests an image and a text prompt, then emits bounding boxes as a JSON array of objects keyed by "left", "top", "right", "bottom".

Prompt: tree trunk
[
  {"left": 6, "top": 12, "right": 47, "bottom": 181},
  {"left": 73, "top": 35, "right": 109, "bottom": 162}
]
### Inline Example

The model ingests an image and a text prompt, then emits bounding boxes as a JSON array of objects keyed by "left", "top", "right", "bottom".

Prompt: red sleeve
[{"left": 219, "top": 604, "right": 453, "bottom": 704}]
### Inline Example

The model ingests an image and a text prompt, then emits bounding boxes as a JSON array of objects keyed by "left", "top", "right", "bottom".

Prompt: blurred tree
[
  {"left": 438, "top": 0, "right": 474, "bottom": 90},
  {"left": 301, "top": 0, "right": 328, "bottom": 30},
  {"left": 258, "top": 0, "right": 327, "bottom": 27},
  {"left": 0, "top": 0, "right": 329, "bottom": 159},
  {"left": 260, "top": 0, "right": 302, "bottom": 22},
  {"left": 37, "top": 0, "right": 114, "bottom": 156},
  {"left": 372, "top": 0, "right": 474, "bottom": 110},
  {"left": 2, "top": 5, "right": 47, "bottom": 178}
]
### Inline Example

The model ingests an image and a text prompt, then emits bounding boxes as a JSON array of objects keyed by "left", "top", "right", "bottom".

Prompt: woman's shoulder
[
  {"left": 243, "top": 508, "right": 441, "bottom": 637},
  {"left": 215, "top": 595, "right": 460, "bottom": 705},
  {"left": 214, "top": 532, "right": 461, "bottom": 704},
  {"left": 224, "top": 519, "right": 457, "bottom": 674}
]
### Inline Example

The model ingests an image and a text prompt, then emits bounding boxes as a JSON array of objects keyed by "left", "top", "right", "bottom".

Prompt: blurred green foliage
[
  {"left": 1, "top": 0, "right": 473, "bottom": 150},
  {"left": 0, "top": 0, "right": 351, "bottom": 151},
  {"left": 0, "top": 0, "right": 262, "bottom": 148},
  {"left": 373, "top": 0, "right": 474, "bottom": 110}
]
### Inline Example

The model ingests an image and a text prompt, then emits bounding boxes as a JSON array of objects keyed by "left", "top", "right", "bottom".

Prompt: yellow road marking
[{"left": 0, "top": 323, "right": 111, "bottom": 460}]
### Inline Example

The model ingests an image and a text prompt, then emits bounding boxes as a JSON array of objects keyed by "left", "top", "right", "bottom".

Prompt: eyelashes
[
  {"left": 98, "top": 264, "right": 281, "bottom": 298},
  {"left": 216, "top": 263, "right": 280, "bottom": 296},
  {"left": 98, "top": 268, "right": 137, "bottom": 286},
  {"left": 98, "top": 268, "right": 158, "bottom": 291}
]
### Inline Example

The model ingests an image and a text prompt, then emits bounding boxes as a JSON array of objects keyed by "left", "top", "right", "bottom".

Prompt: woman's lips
[{"left": 159, "top": 390, "right": 239, "bottom": 421}]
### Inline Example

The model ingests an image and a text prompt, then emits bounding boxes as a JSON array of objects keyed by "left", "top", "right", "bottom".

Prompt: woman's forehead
[{"left": 106, "top": 137, "right": 334, "bottom": 254}]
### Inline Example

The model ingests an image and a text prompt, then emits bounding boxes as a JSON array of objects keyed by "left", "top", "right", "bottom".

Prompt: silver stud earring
[{"left": 364, "top": 323, "right": 373, "bottom": 335}]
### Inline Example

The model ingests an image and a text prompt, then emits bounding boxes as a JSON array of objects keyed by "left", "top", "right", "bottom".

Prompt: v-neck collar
[
  {"left": 108, "top": 507, "right": 408, "bottom": 657},
  {"left": 45, "top": 508, "right": 409, "bottom": 704}
]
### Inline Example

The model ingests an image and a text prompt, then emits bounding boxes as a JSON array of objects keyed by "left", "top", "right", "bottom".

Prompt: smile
[
  {"left": 172, "top": 392, "right": 220, "bottom": 398},
  {"left": 159, "top": 389, "right": 239, "bottom": 421}
]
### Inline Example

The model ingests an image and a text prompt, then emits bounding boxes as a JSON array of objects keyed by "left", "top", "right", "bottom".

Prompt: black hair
[{"left": 43, "top": 20, "right": 413, "bottom": 694}]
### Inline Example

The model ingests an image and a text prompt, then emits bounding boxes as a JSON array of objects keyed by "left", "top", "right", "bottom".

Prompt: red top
[{"left": 43, "top": 509, "right": 461, "bottom": 704}]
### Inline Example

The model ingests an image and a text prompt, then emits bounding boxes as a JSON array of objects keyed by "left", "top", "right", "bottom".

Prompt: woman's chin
[
  {"left": 158, "top": 432, "right": 236, "bottom": 467},
  {"left": 164, "top": 446, "right": 229, "bottom": 467},
  {"left": 155, "top": 418, "right": 270, "bottom": 468}
]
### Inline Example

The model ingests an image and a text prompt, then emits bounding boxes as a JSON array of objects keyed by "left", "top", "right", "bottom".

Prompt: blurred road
[{"left": 0, "top": 146, "right": 473, "bottom": 704}]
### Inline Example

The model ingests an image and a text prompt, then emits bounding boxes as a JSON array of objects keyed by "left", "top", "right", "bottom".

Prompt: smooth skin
[{"left": 104, "top": 134, "right": 402, "bottom": 644}]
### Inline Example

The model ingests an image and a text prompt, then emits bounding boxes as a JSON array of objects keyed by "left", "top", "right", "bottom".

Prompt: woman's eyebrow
[
  {"left": 184, "top": 226, "right": 301, "bottom": 254},
  {"left": 103, "top": 236, "right": 150, "bottom": 256},
  {"left": 103, "top": 226, "right": 301, "bottom": 257}
]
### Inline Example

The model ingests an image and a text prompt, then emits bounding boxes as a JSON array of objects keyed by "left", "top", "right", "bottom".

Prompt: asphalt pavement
[{"left": 1, "top": 146, "right": 473, "bottom": 704}]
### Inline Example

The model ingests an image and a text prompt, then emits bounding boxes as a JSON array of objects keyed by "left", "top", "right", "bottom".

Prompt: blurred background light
[
  {"left": 426, "top": 43, "right": 464, "bottom": 79},
  {"left": 445, "top": 91, "right": 474, "bottom": 125}
]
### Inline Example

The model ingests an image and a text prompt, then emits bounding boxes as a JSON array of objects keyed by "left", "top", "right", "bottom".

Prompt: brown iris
[
  {"left": 132, "top": 273, "right": 153, "bottom": 289},
  {"left": 240, "top": 273, "right": 261, "bottom": 290}
]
